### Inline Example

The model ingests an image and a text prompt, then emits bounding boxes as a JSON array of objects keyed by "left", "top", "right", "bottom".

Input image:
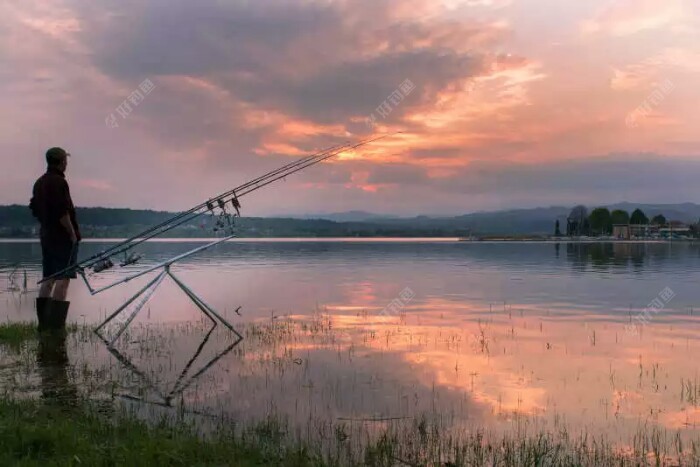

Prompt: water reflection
[
  {"left": 564, "top": 241, "right": 700, "bottom": 272},
  {"left": 37, "top": 331, "right": 78, "bottom": 406},
  {"left": 3, "top": 241, "right": 700, "bottom": 325},
  {"left": 98, "top": 322, "right": 242, "bottom": 408},
  {"left": 2, "top": 240, "right": 700, "bottom": 454},
  {"left": 74, "top": 299, "right": 700, "bottom": 450}
]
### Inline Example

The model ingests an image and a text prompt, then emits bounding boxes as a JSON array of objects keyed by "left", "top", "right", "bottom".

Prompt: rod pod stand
[{"left": 94, "top": 263, "right": 243, "bottom": 347}]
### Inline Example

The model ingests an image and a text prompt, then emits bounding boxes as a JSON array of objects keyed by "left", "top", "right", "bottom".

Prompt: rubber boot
[
  {"left": 48, "top": 300, "right": 70, "bottom": 331},
  {"left": 36, "top": 297, "right": 52, "bottom": 332}
]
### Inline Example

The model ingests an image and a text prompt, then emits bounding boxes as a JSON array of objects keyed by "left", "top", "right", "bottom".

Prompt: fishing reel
[
  {"left": 120, "top": 252, "right": 143, "bottom": 267},
  {"left": 206, "top": 193, "right": 242, "bottom": 235},
  {"left": 93, "top": 258, "right": 114, "bottom": 273},
  {"left": 92, "top": 251, "right": 143, "bottom": 274}
]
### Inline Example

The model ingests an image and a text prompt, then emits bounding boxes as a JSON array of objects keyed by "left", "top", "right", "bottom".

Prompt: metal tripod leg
[
  {"left": 167, "top": 268, "right": 243, "bottom": 340},
  {"left": 94, "top": 266, "right": 243, "bottom": 345},
  {"left": 95, "top": 269, "right": 167, "bottom": 345}
]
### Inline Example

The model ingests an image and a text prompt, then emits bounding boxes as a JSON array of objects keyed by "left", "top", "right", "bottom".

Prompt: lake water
[{"left": 2, "top": 240, "right": 700, "bottom": 453}]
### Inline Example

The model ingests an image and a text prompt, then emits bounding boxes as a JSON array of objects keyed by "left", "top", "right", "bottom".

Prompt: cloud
[
  {"left": 582, "top": 0, "right": 694, "bottom": 37},
  {"left": 1, "top": 0, "right": 699, "bottom": 214},
  {"left": 611, "top": 48, "right": 700, "bottom": 91},
  {"left": 76, "top": 178, "right": 114, "bottom": 191},
  {"left": 285, "top": 153, "right": 700, "bottom": 214},
  {"left": 54, "top": 0, "right": 515, "bottom": 168}
]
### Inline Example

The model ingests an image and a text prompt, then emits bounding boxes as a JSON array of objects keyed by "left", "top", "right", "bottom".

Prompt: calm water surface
[{"left": 2, "top": 240, "right": 700, "bottom": 449}]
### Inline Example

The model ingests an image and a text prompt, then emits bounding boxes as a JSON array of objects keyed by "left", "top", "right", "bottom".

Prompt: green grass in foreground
[
  {"left": 0, "top": 322, "right": 315, "bottom": 465},
  {"left": 0, "top": 398, "right": 316, "bottom": 467},
  {"left": 0, "top": 321, "right": 79, "bottom": 353},
  {"left": 0, "top": 321, "right": 40, "bottom": 352},
  {"left": 0, "top": 321, "right": 694, "bottom": 466},
  {"left": 0, "top": 395, "right": 685, "bottom": 467}
]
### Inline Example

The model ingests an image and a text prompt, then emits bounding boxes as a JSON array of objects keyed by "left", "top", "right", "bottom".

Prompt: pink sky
[{"left": 1, "top": 0, "right": 699, "bottom": 216}]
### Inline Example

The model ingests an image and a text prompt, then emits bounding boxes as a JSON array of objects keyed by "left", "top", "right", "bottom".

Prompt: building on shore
[
  {"left": 614, "top": 222, "right": 691, "bottom": 239},
  {"left": 612, "top": 224, "right": 631, "bottom": 239},
  {"left": 630, "top": 224, "right": 657, "bottom": 238},
  {"left": 659, "top": 223, "right": 691, "bottom": 238},
  {"left": 612, "top": 224, "right": 658, "bottom": 239}
]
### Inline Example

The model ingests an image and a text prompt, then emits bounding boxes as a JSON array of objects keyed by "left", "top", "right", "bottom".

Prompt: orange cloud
[
  {"left": 582, "top": 0, "right": 692, "bottom": 36},
  {"left": 76, "top": 179, "right": 114, "bottom": 191},
  {"left": 2, "top": 0, "right": 700, "bottom": 213}
]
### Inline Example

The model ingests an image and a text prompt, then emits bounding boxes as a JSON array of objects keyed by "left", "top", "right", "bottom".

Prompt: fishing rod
[
  {"left": 80, "top": 142, "right": 349, "bottom": 268},
  {"left": 42, "top": 133, "right": 397, "bottom": 342},
  {"left": 41, "top": 134, "right": 389, "bottom": 284},
  {"left": 97, "top": 141, "right": 350, "bottom": 252},
  {"left": 49, "top": 143, "right": 346, "bottom": 276}
]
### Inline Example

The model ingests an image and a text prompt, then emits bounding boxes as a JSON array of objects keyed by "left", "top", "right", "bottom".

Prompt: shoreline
[
  {"left": 0, "top": 237, "right": 697, "bottom": 244},
  {"left": 0, "top": 237, "right": 461, "bottom": 243},
  {"left": 460, "top": 238, "right": 697, "bottom": 243}
]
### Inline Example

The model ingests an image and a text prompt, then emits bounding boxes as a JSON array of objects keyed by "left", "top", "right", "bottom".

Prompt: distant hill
[
  {"left": 0, "top": 205, "right": 467, "bottom": 238},
  {"left": 1, "top": 203, "right": 698, "bottom": 238},
  {"left": 305, "top": 203, "right": 700, "bottom": 234},
  {"left": 299, "top": 211, "right": 401, "bottom": 222}
]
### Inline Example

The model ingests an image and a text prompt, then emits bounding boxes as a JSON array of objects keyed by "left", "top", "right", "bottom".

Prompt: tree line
[{"left": 559, "top": 205, "right": 699, "bottom": 237}]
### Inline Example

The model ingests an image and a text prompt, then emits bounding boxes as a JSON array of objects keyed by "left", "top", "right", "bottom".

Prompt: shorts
[{"left": 41, "top": 239, "right": 79, "bottom": 280}]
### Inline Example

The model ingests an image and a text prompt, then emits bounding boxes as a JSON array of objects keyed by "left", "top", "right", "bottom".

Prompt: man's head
[{"left": 46, "top": 147, "right": 70, "bottom": 172}]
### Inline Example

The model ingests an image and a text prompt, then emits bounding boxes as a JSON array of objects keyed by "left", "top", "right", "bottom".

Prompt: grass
[
  {"left": 0, "top": 398, "right": 317, "bottom": 467},
  {"left": 0, "top": 322, "right": 40, "bottom": 353},
  {"left": 0, "top": 321, "right": 317, "bottom": 466},
  {"left": 0, "top": 321, "right": 79, "bottom": 353},
  {"left": 0, "top": 394, "right": 692, "bottom": 466},
  {"left": 0, "top": 319, "right": 699, "bottom": 466}
]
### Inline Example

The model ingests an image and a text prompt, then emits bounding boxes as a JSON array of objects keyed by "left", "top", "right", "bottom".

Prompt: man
[{"left": 29, "top": 147, "right": 81, "bottom": 331}]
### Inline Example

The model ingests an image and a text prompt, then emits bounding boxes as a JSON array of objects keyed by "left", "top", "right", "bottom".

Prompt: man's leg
[
  {"left": 39, "top": 238, "right": 55, "bottom": 298},
  {"left": 38, "top": 279, "right": 54, "bottom": 298},
  {"left": 37, "top": 242, "right": 55, "bottom": 330},
  {"left": 36, "top": 280, "right": 54, "bottom": 331},
  {"left": 46, "top": 242, "right": 77, "bottom": 330},
  {"left": 52, "top": 279, "right": 70, "bottom": 302},
  {"left": 47, "top": 279, "right": 71, "bottom": 330}
]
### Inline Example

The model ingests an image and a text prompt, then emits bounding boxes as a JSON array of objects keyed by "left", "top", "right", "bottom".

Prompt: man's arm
[
  {"left": 48, "top": 178, "right": 77, "bottom": 242},
  {"left": 29, "top": 180, "right": 41, "bottom": 219},
  {"left": 59, "top": 213, "right": 78, "bottom": 243}
]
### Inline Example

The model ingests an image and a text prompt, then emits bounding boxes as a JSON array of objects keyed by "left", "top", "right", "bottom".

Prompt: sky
[{"left": 1, "top": 0, "right": 699, "bottom": 216}]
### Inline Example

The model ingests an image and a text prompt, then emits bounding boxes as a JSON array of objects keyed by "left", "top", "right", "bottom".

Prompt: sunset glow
[{"left": 1, "top": 0, "right": 698, "bottom": 214}]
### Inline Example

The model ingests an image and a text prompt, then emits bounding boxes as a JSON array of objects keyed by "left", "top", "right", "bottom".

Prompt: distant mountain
[
  {"left": 296, "top": 204, "right": 700, "bottom": 235},
  {"left": 301, "top": 211, "right": 401, "bottom": 222},
  {"left": 325, "top": 206, "right": 571, "bottom": 236},
  {"left": 1, "top": 203, "right": 698, "bottom": 238}
]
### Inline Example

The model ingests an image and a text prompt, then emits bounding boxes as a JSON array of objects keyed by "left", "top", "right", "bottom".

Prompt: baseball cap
[{"left": 45, "top": 147, "right": 71, "bottom": 165}]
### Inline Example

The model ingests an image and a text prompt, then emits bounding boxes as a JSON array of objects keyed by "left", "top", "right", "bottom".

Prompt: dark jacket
[{"left": 30, "top": 167, "right": 82, "bottom": 244}]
